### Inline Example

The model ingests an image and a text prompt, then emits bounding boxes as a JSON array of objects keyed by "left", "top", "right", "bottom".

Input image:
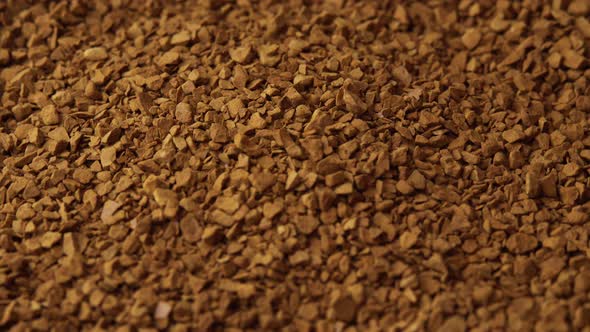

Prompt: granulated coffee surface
[{"left": 1, "top": 0, "right": 590, "bottom": 331}]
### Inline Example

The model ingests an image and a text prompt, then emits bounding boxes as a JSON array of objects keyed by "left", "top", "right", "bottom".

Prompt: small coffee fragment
[
  {"left": 38, "top": 105, "right": 60, "bottom": 125},
  {"left": 154, "top": 302, "right": 172, "bottom": 320},
  {"left": 83, "top": 47, "right": 108, "bottom": 61},
  {"left": 40, "top": 232, "right": 62, "bottom": 248},
  {"left": 461, "top": 29, "right": 481, "bottom": 49},
  {"left": 437, "top": 316, "right": 466, "bottom": 332},
  {"left": 158, "top": 51, "right": 180, "bottom": 66},
  {"left": 502, "top": 128, "right": 524, "bottom": 143},
  {"left": 230, "top": 45, "right": 254, "bottom": 64},
  {"left": 561, "top": 49, "right": 585, "bottom": 69},
  {"left": 175, "top": 102, "right": 193, "bottom": 123},
  {"left": 506, "top": 233, "right": 538, "bottom": 254},
  {"left": 566, "top": 209, "right": 588, "bottom": 224},
  {"left": 296, "top": 215, "right": 319, "bottom": 234},
  {"left": 101, "top": 200, "right": 122, "bottom": 225},
  {"left": 100, "top": 146, "right": 117, "bottom": 167},
  {"left": 331, "top": 295, "right": 357, "bottom": 322},
  {"left": 171, "top": 31, "right": 191, "bottom": 45}
]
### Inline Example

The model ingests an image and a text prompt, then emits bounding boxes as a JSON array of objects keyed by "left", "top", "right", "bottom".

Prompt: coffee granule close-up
[{"left": 1, "top": 0, "right": 590, "bottom": 331}]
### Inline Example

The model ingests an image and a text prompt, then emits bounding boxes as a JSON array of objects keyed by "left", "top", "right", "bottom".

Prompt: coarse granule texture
[{"left": 0, "top": 0, "right": 589, "bottom": 331}]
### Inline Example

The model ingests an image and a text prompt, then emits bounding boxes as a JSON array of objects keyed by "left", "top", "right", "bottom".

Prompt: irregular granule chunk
[
  {"left": 284, "top": 87, "right": 304, "bottom": 107},
  {"left": 568, "top": 0, "right": 589, "bottom": 15},
  {"left": 540, "top": 172, "right": 558, "bottom": 198},
  {"left": 576, "top": 17, "right": 590, "bottom": 38},
  {"left": 338, "top": 140, "right": 359, "bottom": 160},
  {"left": 297, "top": 303, "right": 319, "bottom": 320},
  {"left": 175, "top": 102, "right": 193, "bottom": 123},
  {"left": 577, "top": 96, "right": 590, "bottom": 112},
  {"left": 374, "top": 213, "right": 396, "bottom": 238},
  {"left": 62, "top": 233, "right": 77, "bottom": 256},
  {"left": 248, "top": 112, "right": 266, "bottom": 129},
  {"left": 83, "top": 47, "right": 108, "bottom": 61},
  {"left": 296, "top": 215, "right": 319, "bottom": 234},
  {"left": 226, "top": 98, "right": 244, "bottom": 117},
  {"left": 461, "top": 29, "right": 481, "bottom": 50},
  {"left": 48, "top": 126, "right": 69, "bottom": 141},
  {"left": 513, "top": 256, "right": 537, "bottom": 279},
  {"left": 561, "top": 163, "right": 580, "bottom": 177},
  {"left": 0, "top": 48, "right": 9, "bottom": 64},
  {"left": 137, "top": 92, "right": 153, "bottom": 112},
  {"left": 440, "top": 155, "right": 462, "bottom": 177},
  {"left": 565, "top": 209, "right": 588, "bottom": 224},
  {"left": 175, "top": 168, "right": 192, "bottom": 188},
  {"left": 38, "top": 104, "right": 60, "bottom": 125},
  {"left": 396, "top": 180, "right": 414, "bottom": 195},
  {"left": 229, "top": 45, "right": 254, "bottom": 64},
  {"left": 158, "top": 51, "right": 180, "bottom": 66},
  {"left": 560, "top": 186, "right": 579, "bottom": 205},
  {"left": 40, "top": 232, "right": 62, "bottom": 248},
  {"left": 502, "top": 128, "right": 524, "bottom": 143},
  {"left": 391, "top": 66, "right": 412, "bottom": 87},
  {"left": 540, "top": 256, "right": 566, "bottom": 280},
  {"left": 316, "top": 155, "right": 343, "bottom": 175},
  {"left": 285, "top": 170, "right": 301, "bottom": 191},
  {"left": 400, "top": 230, "right": 419, "bottom": 249},
  {"left": 101, "top": 130, "right": 120, "bottom": 149},
  {"left": 287, "top": 39, "right": 309, "bottom": 56},
  {"left": 234, "top": 133, "right": 260, "bottom": 155},
  {"left": 100, "top": 146, "right": 117, "bottom": 167},
  {"left": 153, "top": 188, "right": 178, "bottom": 207},
  {"left": 209, "top": 123, "right": 229, "bottom": 143},
  {"left": 258, "top": 44, "right": 280, "bottom": 66},
  {"left": 407, "top": 170, "right": 426, "bottom": 190},
  {"left": 85, "top": 81, "right": 101, "bottom": 99},
  {"left": 561, "top": 49, "right": 585, "bottom": 69},
  {"left": 506, "top": 233, "right": 538, "bottom": 254},
  {"left": 391, "top": 146, "right": 409, "bottom": 165},
  {"left": 331, "top": 295, "right": 357, "bottom": 322},
  {"left": 461, "top": 151, "right": 480, "bottom": 165},
  {"left": 289, "top": 250, "right": 310, "bottom": 265},
  {"left": 11, "top": 104, "right": 33, "bottom": 121},
  {"left": 249, "top": 171, "right": 276, "bottom": 192},
  {"left": 209, "top": 209, "right": 235, "bottom": 227},
  {"left": 325, "top": 171, "right": 350, "bottom": 187},
  {"left": 154, "top": 302, "right": 172, "bottom": 320},
  {"left": 490, "top": 16, "right": 510, "bottom": 31},
  {"left": 72, "top": 168, "right": 94, "bottom": 184},
  {"left": 101, "top": 200, "right": 123, "bottom": 225},
  {"left": 16, "top": 203, "right": 36, "bottom": 220},
  {"left": 547, "top": 52, "right": 562, "bottom": 68},
  {"left": 202, "top": 225, "right": 223, "bottom": 245},
  {"left": 335, "top": 182, "right": 353, "bottom": 195},
  {"left": 171, "top": 31, "right": 191, "bottom": 45},
  {"left": 262, "top": 201, "right": 283, "bottom": 219},
  {"left": 180, "top": 215, "right": 201, "bottom": 243},
  {"left": 218, "top": 279, "right": 256, "bottom": 299},
  {"left": 294, "top": 75, "right": 313, "bottom": 89},
  {"left": 337, "top": 80, "right": 368, "bottom": 114},
  {"left": 437, "top": 316, "right": 466, "bottom": 332},
  {"left": 215, "top": 196, "right": 240, "bottom": 214}
]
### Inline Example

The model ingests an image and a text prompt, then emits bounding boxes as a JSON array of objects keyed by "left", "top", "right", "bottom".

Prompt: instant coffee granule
[{"left": 1, "top": 0, "right": 589, "bottom": 331}]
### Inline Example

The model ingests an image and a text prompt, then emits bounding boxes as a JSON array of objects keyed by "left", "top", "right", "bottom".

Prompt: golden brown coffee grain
[{"left": 1, "top": 0, "right": 589, "bottom": 331}]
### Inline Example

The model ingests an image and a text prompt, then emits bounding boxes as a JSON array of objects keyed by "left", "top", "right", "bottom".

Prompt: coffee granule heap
[{"left": 1, "top": 0, "right": 589, "bottom": 331}]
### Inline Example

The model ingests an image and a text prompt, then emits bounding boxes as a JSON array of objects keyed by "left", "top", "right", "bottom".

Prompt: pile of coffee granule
[{"left": 1, "top": 0, "right": 590, "bottom": 331}]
